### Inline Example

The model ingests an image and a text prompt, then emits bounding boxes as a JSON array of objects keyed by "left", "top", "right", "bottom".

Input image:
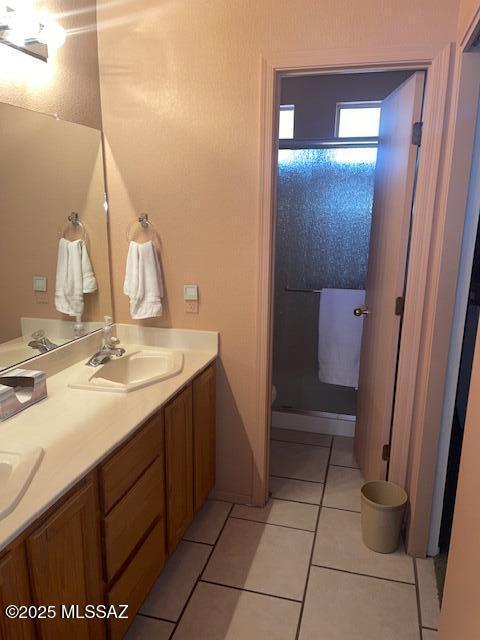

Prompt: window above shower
[
  {"left": 335, "top": 102, "right": 381, "bottom": 138},
  {"left": 279, "top": 104, "right": 295, "bottom": 139}
]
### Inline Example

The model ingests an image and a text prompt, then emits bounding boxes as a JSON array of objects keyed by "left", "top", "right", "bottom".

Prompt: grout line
[
  {"left": 328, "top": 462, "right": 361, "bottom": 470},
  {"left": 294, "top": 435, "right": 334, "bottom": 640},
  {"left": 137, "top": 612, "right": 177, "bottom": 624},
  {"left": 268, "top": 495, "right": 322, "bottom": 507},
  {"left": 199, "top": 578, "right": 303, "bottom": 604},
  {"left": 413, "top": 557, "right": 425, "bottom": 639},
  {"left": 229, "top": 514, "right": 317, "bottom": 534},
  {"left": 169, "top": 502, "right": 235, "bottom": 636},
  {"left": 182, "top": 538, "right": 215, "bottom": 547},
  {"left": 321, "top": 505, "right": 361, "bottom": 514},
  {"left": 309, "top": 563, "right": 416, "bottom": 586},
  {"left": 329, "top": 463, "right": 362, "bottom": 471},
  {"left": 422, "top": 626, "right": 438, "bottom": 632},
  {"left": 271, "top": 438, "right": 331, "bottom": 448},
  {"left": 270, "top": 474, "right": 326, "bottom": 485}
]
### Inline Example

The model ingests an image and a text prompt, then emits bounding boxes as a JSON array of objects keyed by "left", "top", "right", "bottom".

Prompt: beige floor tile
[
  {"left": 231, "top": 498, "right": 318, "bottom": 531},
  {"left": 298, "top": 566, "right": 420, "bottom": 640},
  {"left": 172, "top": 581, "right": 300, "bottom": 640},
  {"left": 422, "top": 630, "right": 438, "bottom": 640},
  {"left": 271, "top": 428, "right": 332, "bottom": 447},
  {"left": 184, "top": 500, "right": 232, "bottom": 544},
  {"left": 140, "top": 541, "right": 211, "bottom": 621},
  {"left": 330, "top": 436, "right": 359, "bottom": 468},
  {"left": 312, "top": 507, "right": 415, "bottom": 583},
  {"left": 203, "top": 517, "right": 313, "bottom": 600},
  {"left": 125, "top": 616, "right": 174, "bottom": 639},
  {"left": 270, "top": 441, "right": 329, "bottom": 482},
  {"left": 323, "top": 465, "right": 364, "bottom": 511},
  {"left": 270, "top": 476, "right": 323, "bottom": 505},
  {"left": 416, "top": 558, "right": 440, "bottom": 629}
]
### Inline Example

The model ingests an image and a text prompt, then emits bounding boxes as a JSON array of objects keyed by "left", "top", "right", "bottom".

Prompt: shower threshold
[
  {"left": 277, "top": 405, "right": 356, "bottom": 422},
  {"left": 272, "top": 407, "right": 356, "bottom": 437}
]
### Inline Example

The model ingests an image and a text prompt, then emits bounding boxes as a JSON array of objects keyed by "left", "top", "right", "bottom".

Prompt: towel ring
[
  {"left": 126, "top": 213, "right": 160, "bottom": 244},
  {"left": 59, "top": 212, "right": 87, "bottom": 241}
]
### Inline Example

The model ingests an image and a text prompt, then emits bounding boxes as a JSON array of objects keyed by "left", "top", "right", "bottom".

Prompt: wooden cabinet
[
  {"left": 193, "top": 364, "right": 216, "bottom": 511},
  {"left": 0, "top": 544, "right": 35, "bottom": 640},
  {"left": 0, "top": 361, "right": 216, "bottom": 638},
  {"left": 27, "top": 480, "right": 104, "bottom": 640},
  {"left": 165, "top": 385, "right": 194, "bottom": 554},
  {"left": 107, "top": 522, "right": 165, "bottom": 640},
  {"left": 99, "top": 414, "right": 163, "bottom": 514},
  {"left": 104, "top": 457, "right": 165, "bottom": 582}
]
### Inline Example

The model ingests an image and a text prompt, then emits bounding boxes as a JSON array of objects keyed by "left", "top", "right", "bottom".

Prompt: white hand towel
[
  {"left": 318, "top": 288, "right": 366, "bottom": 388},
  {"left": 55, "top": 238, "right": 98, "bottom": 317},
  {"left": 123, "top": 241, "right": 164, "bottom": 319}
]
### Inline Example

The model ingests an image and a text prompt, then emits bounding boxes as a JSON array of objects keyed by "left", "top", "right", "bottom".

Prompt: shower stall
[{"left": 272, "top": 140, "right": 377, "bottom": 422}]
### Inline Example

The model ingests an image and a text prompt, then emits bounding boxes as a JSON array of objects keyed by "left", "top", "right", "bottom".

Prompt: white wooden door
[{"left": 354, "top": 72, "right": 425, "bottom": 481}]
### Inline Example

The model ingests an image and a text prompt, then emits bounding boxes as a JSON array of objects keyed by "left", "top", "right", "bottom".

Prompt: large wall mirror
[{"left": 0, "top": 102, "right": 112, "bottom": 372}]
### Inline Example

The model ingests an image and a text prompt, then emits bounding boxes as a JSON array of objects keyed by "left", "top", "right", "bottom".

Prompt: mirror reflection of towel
[
  {"left": 318, "top": 288, "right": 365, "bottom": 388},
  {"left": 123, "top": 241, "right": 164, "bottom": 320},
  {"left": 55, "top": 238, "right": 97, "bottom": 317}
]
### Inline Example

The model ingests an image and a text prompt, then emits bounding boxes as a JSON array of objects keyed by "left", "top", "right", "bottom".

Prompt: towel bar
[{"left": 285, "top": 287, "right": 323, "bottom": 294}]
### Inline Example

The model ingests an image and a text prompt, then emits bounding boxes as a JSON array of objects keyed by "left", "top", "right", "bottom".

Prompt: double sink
[{"left": 0, "top": 345, "right": 184, "bottom": 521}]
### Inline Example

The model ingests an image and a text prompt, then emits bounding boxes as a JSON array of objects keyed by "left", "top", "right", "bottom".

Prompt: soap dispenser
[
  {"left": 102, "top": 316, "right": 114, "bottom": 347},
  {"left": 74, "top": 314, "right": 85, "bottom": 338}
]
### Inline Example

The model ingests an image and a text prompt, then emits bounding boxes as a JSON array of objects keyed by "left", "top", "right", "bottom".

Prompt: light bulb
[{"left": 38, "top": 20, "right": 65, "bottom": 49}]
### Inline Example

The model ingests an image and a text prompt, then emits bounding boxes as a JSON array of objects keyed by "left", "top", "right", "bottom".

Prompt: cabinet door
[
  {"left": 165, "top": 385, "right": 193, "bottom": 554},
  {"left": 0, "top": 545, "right": 35, "bottom": 640},
  {"left": 193, "top": 364, "right": 216, "bottom": 511},
  {"left": 27, "top": 481, "right": 104, "bottom": 639}
]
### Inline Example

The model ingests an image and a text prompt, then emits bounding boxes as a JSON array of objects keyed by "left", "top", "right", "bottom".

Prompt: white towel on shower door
[
  {"left": 124, "top": 240, "right": 164, "bottom": 319},
  {"left": 318, "top": 288, "right": 366, "bottom": 388}
]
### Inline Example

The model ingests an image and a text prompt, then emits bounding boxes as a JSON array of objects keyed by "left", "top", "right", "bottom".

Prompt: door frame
[{"left": 253, "top": 44, "right": 453, "bottom": 555}]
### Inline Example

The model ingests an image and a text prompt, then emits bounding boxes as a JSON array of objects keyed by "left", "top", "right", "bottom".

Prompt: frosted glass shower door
[{"left": 272, "top": 146, "right": 377, "bottom": 415}]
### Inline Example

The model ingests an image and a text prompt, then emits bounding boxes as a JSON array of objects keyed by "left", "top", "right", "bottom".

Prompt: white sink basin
[
  {"left": 69, "top": 348, "right": 184, "bottom": 393},
  {"left": 0, "top": 444, "right": 44, "bottom": 519}
]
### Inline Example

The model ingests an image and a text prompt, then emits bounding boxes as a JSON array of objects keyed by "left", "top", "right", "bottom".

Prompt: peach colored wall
[
  {"left": 0, "top": 0, "right": 102, "bottom": 129},
  {"left": 439, "top": 321, "right": 480, "bottom": 639},
  {"left": 96, "top": 0, "right": 459, "bottom": 502},
  {"left": 0, "top": 102, "right": 111, "bottom": 343},
  {"left": 457, "top": 0, "right": 480, "bottom": 40}
]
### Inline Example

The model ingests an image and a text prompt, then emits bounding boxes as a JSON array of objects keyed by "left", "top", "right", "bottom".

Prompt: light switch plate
[
  {"left": 184, "top": 284, "right": 199, "bottom": 301},
  {"left": 33, "top": 276, "right": 47, "bottom": 292}
]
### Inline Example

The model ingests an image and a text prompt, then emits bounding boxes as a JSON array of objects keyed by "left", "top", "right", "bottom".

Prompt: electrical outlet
[
  {"left": 185, "top": 300, "right": 199, "bottom": 314},
  {"left": 35, "top": 291, "right": 49, "bottom": 304}
]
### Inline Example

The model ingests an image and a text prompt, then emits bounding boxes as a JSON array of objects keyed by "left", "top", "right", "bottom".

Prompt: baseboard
[{"left": 272, "top": 410, "right": 355, "bottom": 437}]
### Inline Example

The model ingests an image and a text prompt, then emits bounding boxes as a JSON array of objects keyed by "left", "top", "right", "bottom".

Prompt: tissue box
[{"left": 0, "top": 369, "right": 47, "bottom": 422}]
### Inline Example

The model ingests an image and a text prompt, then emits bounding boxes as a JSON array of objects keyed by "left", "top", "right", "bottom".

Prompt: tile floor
[{"left": 126, "top": 431, "right": 441, "bottom": 640}]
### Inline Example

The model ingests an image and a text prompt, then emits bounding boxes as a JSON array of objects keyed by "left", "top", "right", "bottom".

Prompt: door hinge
[
  {"left": 382, "top": 444, "right": 391, "bottom": 461},
  {"left": 412, "top": 121, "right": 423, "bottom": 146},
  {"left": 395, "top": 296, "right": 405, "bottom": 317}
]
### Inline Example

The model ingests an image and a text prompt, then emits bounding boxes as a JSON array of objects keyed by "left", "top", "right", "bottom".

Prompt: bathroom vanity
[{"left": 0, "top": 327, "right": 217, "bottom": 639}]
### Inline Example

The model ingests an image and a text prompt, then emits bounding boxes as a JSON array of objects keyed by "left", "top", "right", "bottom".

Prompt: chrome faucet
[
  {"left": 86, "top": 318, "right": 125, "bottom": 367},
  {"left": 28, "top": 330, "right": 59, "bottom": 354}
]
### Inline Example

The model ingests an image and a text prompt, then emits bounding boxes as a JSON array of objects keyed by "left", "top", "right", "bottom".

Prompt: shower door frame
[{"left": 254, "top": 43, "right": 454, "bottom": 556}]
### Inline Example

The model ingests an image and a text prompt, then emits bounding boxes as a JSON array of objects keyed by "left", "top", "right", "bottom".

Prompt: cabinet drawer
[
  {"left": 107, "top": 522, "right": 166, "bottom": 640},
  {"left": 104, "top": 457, "right": 164, "bottom": 582},
  {"left": 100, "top": 412, "right": 163, "bottom": 513}
]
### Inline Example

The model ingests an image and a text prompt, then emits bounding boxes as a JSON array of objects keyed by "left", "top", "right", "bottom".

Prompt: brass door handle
[{"left": 353, "top": 305, "right": 370, "bottom": 317}]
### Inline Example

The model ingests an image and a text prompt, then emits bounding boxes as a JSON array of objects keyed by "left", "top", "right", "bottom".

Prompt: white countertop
[{"left": 0, "top": 327, "right": 218, "bottom": 551}]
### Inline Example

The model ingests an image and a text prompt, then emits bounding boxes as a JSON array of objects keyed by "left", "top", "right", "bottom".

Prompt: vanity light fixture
[{"left": 0, "top": 3, "right": 65, "bottom": 62}]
